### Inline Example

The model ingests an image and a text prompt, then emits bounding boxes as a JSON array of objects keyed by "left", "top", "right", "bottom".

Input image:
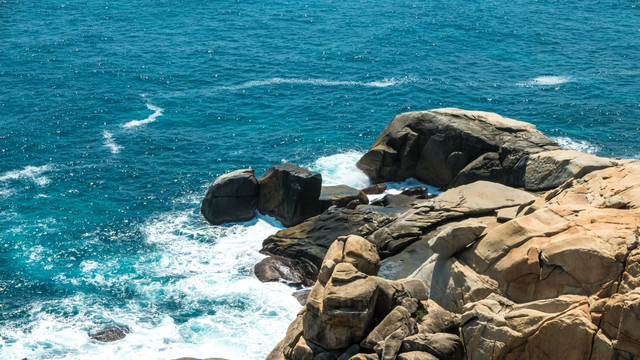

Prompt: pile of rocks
[
  {"left": 201, "top": 164, "right": 367, "bottom": 227},
  {"left": 199, "top": 107, "right": 640, "bottom": 359},
  {"left": 267, "top": 235, "right": 464, "bottom": 360}
]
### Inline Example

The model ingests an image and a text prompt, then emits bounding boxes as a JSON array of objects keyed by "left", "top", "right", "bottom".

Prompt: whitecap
[
  {"left": 1, "top": 210, "right": 300, "bottom": 360},
  {"left": 122, "top": 104, "right": 164, "bottom": 128},
  {"left": 222, "top": 76, "right": 413, "bottom": 91},
  {"left": 517, "top": 75, "right": 572, "bottom": 87},
  {"left": 553, "top": 136, "right": 600, "bottom": 154},
  {"left": 0, "top": 164, "right": 54, "bottom": 186},
  {"left": 102, "top": 130, "right": 123, "bottom": 154},
  {"left": 308, "top": 150, "right": 371, "bottom": 189}
]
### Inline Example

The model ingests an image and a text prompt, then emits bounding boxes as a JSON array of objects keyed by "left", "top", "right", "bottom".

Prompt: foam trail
[
  {"left": 553, "top": 136, "right": 600, "bottom": 154},
  {"left": 102, "top": 131, "right": 123, "bottom": 154},
  {"left": 0, "top": 164, "right": 53, "bottom": 186},
  {"left": 122, "top": 104, "right": 164, "bottom": 128},
  {"left": 222, "top": 77, "right": 413, "bottom": 91},
  {"left": 308, "top": 151, "right": 371, "bottom": 189},
  {"left": 517, "top": 76, "right": 572, "bottom": 87}
]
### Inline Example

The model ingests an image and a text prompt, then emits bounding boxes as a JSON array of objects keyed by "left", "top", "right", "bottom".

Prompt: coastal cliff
[{"left": 206, "top": 108, "right": 640, "bottom": 360}]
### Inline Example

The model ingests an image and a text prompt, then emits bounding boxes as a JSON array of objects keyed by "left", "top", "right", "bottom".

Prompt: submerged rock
[
  {"left": 201, "top": 168, "right": 259, "bottom": 225},
  {"left": 90, "top": 325, "right": 130, "bottom": 342}
]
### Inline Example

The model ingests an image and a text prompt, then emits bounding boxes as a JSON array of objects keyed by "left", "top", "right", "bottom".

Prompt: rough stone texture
[
  {"left": 258, "top": 163, "right": 323, "bottom": 227},
  {"left": 319, "top": 185, "right": 369, "bottom": 209},
  {"left": 361, "top": 306, "right": 417, "bottom": 350},
  {"left": 201, "top": 168, "right": 259, "bottom": 225},
  {"left": 90, "top": 325, "right": 130, "bottom": 342},
  {"left": 523, "top": 149, "right": 618, "bottom": 191},
  {"left": 400, "top": 333, "right": 464, "bottom": 360},
  {"left": 369, "top": 181, "right": 536, "bottom": 257},
  {"left": 261, "top": 209, "right": 393, "bottom": 283},
  {"left": 269, "top": 236, "right": 463, "bottom": 360},
  {"left": 427, "top": 219, "right": 486, "bottom": 258},
  {"left": 267, "top": 113, "right": 640, "bottom": 360},
  {"left": 362, "top": 183, "right": 388, "bottom": 195},
  {"left": 395, "top": 352, "right": 438, "bottom": 360},
  {"left": 356, "top": 108, "right": 621, "bottom": 190},
  {"left": 254, "top": 254, "right": 311, "bottom": 286}
]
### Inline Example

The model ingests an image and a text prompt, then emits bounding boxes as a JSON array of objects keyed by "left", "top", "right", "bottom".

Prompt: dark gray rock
[
  {"left": 258, "top": 164, "right": 323, "bottom": 227},
  {"left": 201, "top": 168, "right": 259, "bottom": 225},
  {"left": 254, "top": 255, "right": 312, "bottom": 286},
  {"left": 356, "top": 108, "right": 560, "bottom": 189},
  {"left": 90, "top": 325, "right": 130, "bottom": 342}
]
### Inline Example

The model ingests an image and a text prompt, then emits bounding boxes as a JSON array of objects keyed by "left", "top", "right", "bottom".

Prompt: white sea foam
[
  {"left": 122, "top": 104, "right": 164, "bottom": 128},
  {"left": 517, "top": 75, "right": 572, "bottom": 87},
  {"left": 0, "top": 164, "right": 53, "bottom": 186},
  {"left": 553, "top": 136, "right": 600, "bottom": 154},
  {"left": 0, "top": 208, "right": 300, "bottom": 360},
  {"left": 367, "top": 177, "right": 440, "bottom": 203},
  {"left": 222, "top": 76, "right": 413, "bottom": 91},
  {"left": 103, "top": 130, "right": 123, "bottom": 154},
  {"left": 308, "top": 150, "right": 371, "bottom": 189}
]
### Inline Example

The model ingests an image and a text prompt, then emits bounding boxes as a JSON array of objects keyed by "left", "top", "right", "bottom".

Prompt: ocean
[{"left": 1, "top": 0, "right": 639, "bottom": 359}]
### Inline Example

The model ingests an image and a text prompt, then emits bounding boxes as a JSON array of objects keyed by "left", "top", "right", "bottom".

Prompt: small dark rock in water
[{"left": 90, "top": 325, "right": 131, "bottom": 342}]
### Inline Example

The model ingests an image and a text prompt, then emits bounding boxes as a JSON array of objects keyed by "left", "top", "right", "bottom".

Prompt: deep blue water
[{"left": 1, "top": 0, "right": 639, "bottom": 359}]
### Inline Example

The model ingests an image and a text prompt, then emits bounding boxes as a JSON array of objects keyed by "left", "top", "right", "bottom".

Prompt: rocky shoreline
[{"left": 202, "top": 108, "right": 640, "bottom": 360}]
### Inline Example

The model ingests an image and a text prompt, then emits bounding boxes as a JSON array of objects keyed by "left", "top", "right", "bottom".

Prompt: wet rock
[
  {"left": 90, "top": 325, "right": 130, "bottom": 342},
  {"left": 261, "top": 209, "right": 393, "bottom": 283},
  {"left": 258, "top": 163, "right": 323, "bottom": 227},
  {"left": 201, "top": 168, "right": 258, "bottom": 225}
]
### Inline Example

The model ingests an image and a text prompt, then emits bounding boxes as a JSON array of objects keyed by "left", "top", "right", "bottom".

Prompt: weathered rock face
[
  {"left": 319, "top": 185, "right": 369, "bottom": 210},
  {"left": 200, "top": 168, "right": 259, "bottom": 225},
  {"left": 259, "top": 209, "right": 394, "bottom": 284},
  {"left": 258, "top": 163, "right": 323, "bottom": 227},
  {"left": 264, "top": 111, "right": 640, "bottom": 360},
  {"left": 356, "top": 108, "right": 619, "bottom": 190},
  {"left": 403, "top": 163, "right": 640, "bottom": 359},
  {"left": 267, "top": 236, "right": 464, "bottom": 360},
  {"left": 369, "top": 180, "right": 536, "bottom": 257}
]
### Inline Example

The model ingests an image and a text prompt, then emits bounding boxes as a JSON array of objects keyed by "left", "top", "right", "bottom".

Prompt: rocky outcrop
[
  {"left": 260, "top": 209, "right": 394, "bottom": 284},
  {"left": 258, "top": 163, "right": 323, "bottom": 227},
  {"left": 356, "top": 108, "right": 620, "bottom": 191},
  {"left": 267, "top": 235, "right": 464, "bottom": 360},
  {"left": 264, "top": 109, "right": 640, "bottom": 360},
  {"left": 201, "top": 168, "right": 259, "bottom": 225}
]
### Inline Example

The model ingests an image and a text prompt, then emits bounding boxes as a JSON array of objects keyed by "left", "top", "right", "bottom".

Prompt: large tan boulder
[{"left": 304, "top": 263, "right": 379, "bottom": 350}]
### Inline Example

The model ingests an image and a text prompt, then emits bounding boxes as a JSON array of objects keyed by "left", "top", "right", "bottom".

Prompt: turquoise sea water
[{"left": 1, "top": 1, "right": 639, "bottom": 359}]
